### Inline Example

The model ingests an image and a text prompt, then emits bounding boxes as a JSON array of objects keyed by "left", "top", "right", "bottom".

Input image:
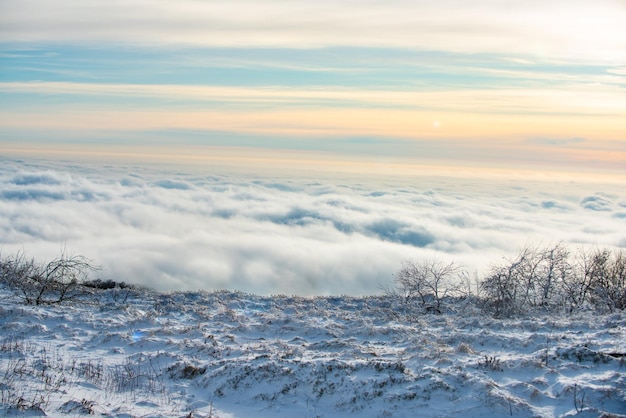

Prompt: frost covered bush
[
  {"left": 578, "top": 247, "right": 626, "bottom": 312},
  {"left": 392, "top": 258, "right": 466, "bottom": 312},
  {"left": 478, "top": 244, "right": 571, "bottom": 316},
  {"left": 391, "top": 244, "right": 625, "bottom": 317},
  {"left": 0, "top": 249, "right": 99, "bottom": 305},
  {"left": 478, "top": 244, "right": 626, "bottom": 317}
]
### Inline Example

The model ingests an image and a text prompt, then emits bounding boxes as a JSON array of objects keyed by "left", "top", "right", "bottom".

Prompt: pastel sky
[{"left": 1, "top": 0, "right": 625, "bottom": 176}]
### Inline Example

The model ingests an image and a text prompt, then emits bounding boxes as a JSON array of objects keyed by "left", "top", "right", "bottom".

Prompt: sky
[
  {"left": 1, "top": 0, "right": 625, "bottom": 173},
  {"left": 0, "top": 1, "right": 625, "bottom": 294}
]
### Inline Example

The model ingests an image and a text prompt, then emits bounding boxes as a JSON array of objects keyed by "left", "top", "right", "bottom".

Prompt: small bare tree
[
  {"left": 393, "top": 258, "right": 464, "bottom": 312},
  {"left": 480, "top": 248, "right": 530, "bottom": 317},
  {"left": 0, "top": 249, "right": 99, "bottom": 305},
  {"left": 606, "top": 249, "right": 626, "bottom": 311},
  {"left": 564, "top": 247, "right": 603, "bottom": 312},
  {"left": 535, "top": 243, "right": 572, "bottom": 309},
  {"left": 480, "top": 243, "right": 574, "bottom": 316},
  {"left": 587, "top": 248, "right": 626, "bottom": 312}
]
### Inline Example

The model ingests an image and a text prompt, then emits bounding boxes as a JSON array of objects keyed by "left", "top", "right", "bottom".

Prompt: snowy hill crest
[{"left": 1, "top": 288, "right": 625, "bottom": 417}]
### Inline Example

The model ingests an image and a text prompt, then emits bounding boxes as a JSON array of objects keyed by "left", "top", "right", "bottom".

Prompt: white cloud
[
  {"left": 3, "top": 82, "right": 625, "bottom": 117},
  {"left": 0, "top": 158, "right": 624, "bottom": 295},
  {"left": 1, "top": 0, "right": 624, "bottom": 63},
  {"left": 608, "top": 68, "right": 626, "bottom": 75}
]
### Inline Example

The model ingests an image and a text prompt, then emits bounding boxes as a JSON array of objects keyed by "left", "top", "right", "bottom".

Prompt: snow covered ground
[{"left": 1, "top": 287, "right": 624, "bottom": 417}]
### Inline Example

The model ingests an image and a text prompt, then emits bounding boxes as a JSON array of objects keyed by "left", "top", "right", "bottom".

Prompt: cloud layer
[{"left": 1, "top": 158, "right": 624, "bottom": 295}]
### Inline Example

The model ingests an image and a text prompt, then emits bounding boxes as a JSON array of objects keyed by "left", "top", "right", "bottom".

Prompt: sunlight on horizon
[{"left": 3, "top": 143, "right": 625, "bottom": 185}]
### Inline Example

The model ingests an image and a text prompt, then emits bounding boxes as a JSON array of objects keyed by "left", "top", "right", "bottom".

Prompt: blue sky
[{"left": 1, "top": 0, "right": 625, "bottom": 177}]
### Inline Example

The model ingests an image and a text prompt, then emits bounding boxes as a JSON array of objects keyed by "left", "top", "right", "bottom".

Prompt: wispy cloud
[
  {"left": 2, "top": 0, "right": 624, "bottom": 63},
  {"left": 2, "top": 81, "right": 625, "bottom": 117}
]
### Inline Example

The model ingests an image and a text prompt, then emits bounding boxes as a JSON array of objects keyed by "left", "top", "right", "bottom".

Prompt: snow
[{"left": 1, "top": 287, "right": 625, "bottom": 417}]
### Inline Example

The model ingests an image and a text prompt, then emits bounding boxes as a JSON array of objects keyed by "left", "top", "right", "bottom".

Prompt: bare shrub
[
  {"left": 479, "top": 243, "right": 573, "bottom": 317},
  {"left": 393, "top": 258, "right": 464, "bottom": 312},
  {"left": 479, "top": 244, "right": 626, "bottom": 316},
  {"left": 479, "top": 248, "right": 529, "bottom": 317},
  {"left": 560, "top": 247, "right": 626, "bottom": 313},
  {"left": 479, "top": 355, "right": 502, "bottom": 371},
  {"left": 564, "top": 247, "right": 606, "bottom": 312},
  {"left": 584, "top": 248, "right": 626, "bottom": 312},
  {"left": 534, "top": 243, "right": 572, "bottom": 309},
  {"left": 0, "top": 249, "right": 99, "bottom": 305}
]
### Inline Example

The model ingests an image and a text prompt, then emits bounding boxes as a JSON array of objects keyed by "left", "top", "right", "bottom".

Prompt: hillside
[{"left": 1, "top": 287, "right": 625, "bottom": 417}]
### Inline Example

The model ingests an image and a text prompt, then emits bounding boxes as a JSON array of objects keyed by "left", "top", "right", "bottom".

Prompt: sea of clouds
[{"left": 1, "top": 157, "right": 625, "bottom": 295}]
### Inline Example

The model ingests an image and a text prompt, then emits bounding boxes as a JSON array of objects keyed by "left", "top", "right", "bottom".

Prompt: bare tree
[
  {"left": 535, "top": 243, "right": 572, "bottom": 308},
  {"left": 0, "top": 249, "right": 99, "bottom": 305},
  {"left": 563, "top": 247, "right": 626, "bottom": 312},
  {"left": 587, "top": 248, "right": 626, "bottom": 312},
  {"left": 393, "top": 258, "right": 464, "bottom": 312},
  {"left": 480, "top": 247, "right": 532, "bottom": 317},
  {"left": 606, "top": 249, "right": 626, "bottom": 311},
  {"left": 480, "top": 243, "right": 574, "bottom": 316},
  {"left": 393, "top": 259, "right": 428, "bottom": 304},
  {"left": 480, "top": 243, "right": 625, "bottom": 316},
  {"left": 564, "top": 247, "right": 603, "bottom": 312}
]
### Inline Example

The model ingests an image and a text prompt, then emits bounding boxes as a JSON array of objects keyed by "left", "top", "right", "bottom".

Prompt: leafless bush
[
  {"left": 578, "top": 248, "right": 626, "bottom": 312},
  {"left": 479, "top": 244, "right": 573, "bottom": 316},
  {"left": 392, "top": 244, "right": 625, "bottom": 318},
  {"left": 105, "top": 355, "right": 169, "bottom": 403},
  {"left": 0, "top": 337, "right": 64, "bottom": 414},
  {"left": 479, "top": 355, "right": 502, "bottom": 371},
  {"left": 479, "top": 244, "right": 626, "bottom": 317},
  {"left": 0, "top": 249, "right": 99, "bottom": 305},
  {"left": 393, "top": 258, "right": 465, "bottom": 312}
]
